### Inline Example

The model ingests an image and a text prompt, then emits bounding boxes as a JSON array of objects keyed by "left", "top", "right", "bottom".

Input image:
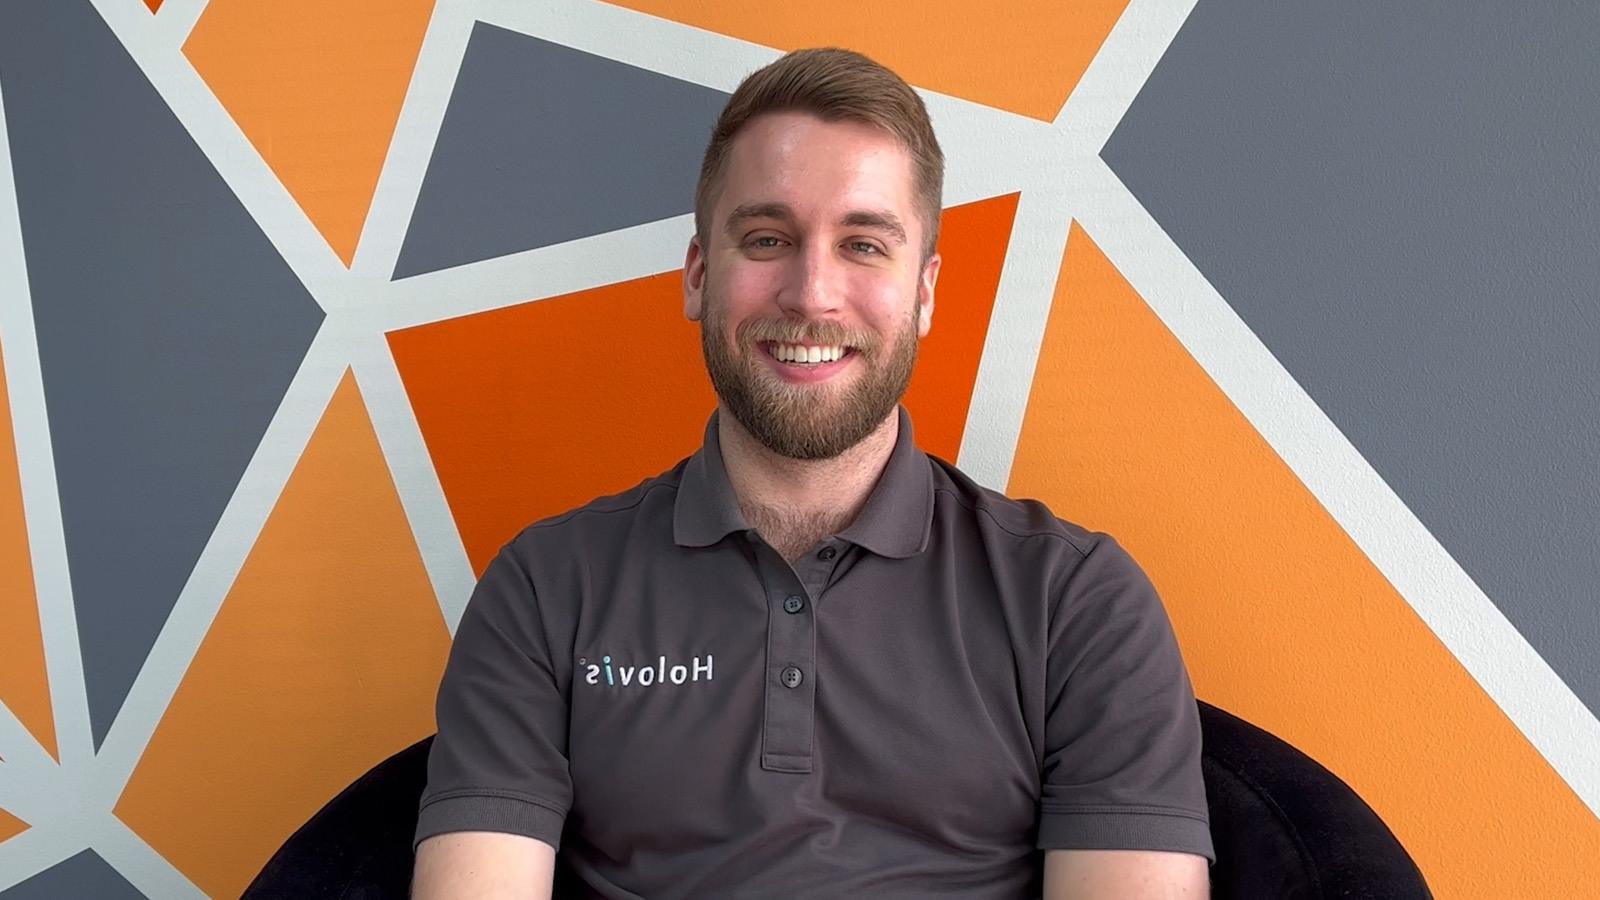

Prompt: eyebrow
[
  {"left": 724, "top": 202, "right": 793, "bottom": 237},
  {"left": 724, "top": 202, "right": 909, "bottom": 246},
  {"left": 840, "top": 209, "right": 908, "bottom": 246}
]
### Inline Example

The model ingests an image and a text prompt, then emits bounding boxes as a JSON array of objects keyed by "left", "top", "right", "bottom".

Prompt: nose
[{"left": 775, "top": 240, "right": 842, "bottom": 318}]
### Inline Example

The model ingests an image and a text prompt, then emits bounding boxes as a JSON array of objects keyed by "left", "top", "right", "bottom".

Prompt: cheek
[
  {"left": 852, "top": 274, "right": 913, "bottom": 329},
  {"left": 707, "top": 266, "right": 774, "bottom": 347},
  {"left": 721, "top": 261, "right": 785, "bottom": 306}
]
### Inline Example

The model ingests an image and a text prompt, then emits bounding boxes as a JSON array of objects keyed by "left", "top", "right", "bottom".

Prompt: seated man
[{"left": 412, "top": 47, "right": 1212, "bottom": 899}]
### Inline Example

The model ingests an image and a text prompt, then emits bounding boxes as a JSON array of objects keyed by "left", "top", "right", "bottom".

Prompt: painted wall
[{"left": 0, "top": 0, "right": 1596, "bottom": 896}]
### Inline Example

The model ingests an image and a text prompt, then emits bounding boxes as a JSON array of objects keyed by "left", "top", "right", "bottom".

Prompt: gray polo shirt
[{"left": 416, "top": 407, "right": 1213, "bottom": 897}]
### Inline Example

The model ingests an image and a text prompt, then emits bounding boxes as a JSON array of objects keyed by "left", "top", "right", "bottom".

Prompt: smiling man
[{"left": 411, "top": 48, "right": 1213, "bottom": 899}]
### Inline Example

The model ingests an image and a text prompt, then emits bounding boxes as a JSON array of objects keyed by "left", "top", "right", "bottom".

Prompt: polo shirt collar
[
  {"left": 673, "top": 406, "right": 934, "bottom": 559},
  {"left": 673, "top": 411, "right": 750, "bottom": 548},
  {"left": 835, "top": 406, "right": 933, "bottom": 558}
]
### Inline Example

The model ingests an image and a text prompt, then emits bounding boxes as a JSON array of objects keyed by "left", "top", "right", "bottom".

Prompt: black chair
[
  {"left": 243, "top": 701, "right": 1431, "bottom": 898},
  {"left": 1199, "top": 703, "right": 1431, "bottom": 899}
]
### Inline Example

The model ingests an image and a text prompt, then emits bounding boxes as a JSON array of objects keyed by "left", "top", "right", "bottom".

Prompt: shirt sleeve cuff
[
  {"left": 1038, "top": 807, "right": 1216, "bottom": 863},
  {"left": 413, "top": 791, "right": 568, "bottom": 852}
]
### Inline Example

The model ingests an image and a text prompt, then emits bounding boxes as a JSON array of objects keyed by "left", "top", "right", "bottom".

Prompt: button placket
[
  {"left": 753, "top": 545, "right": 816, "bottom": 773},
  {"left": 794, "top": 541, "right": 842, "bottom": 602}
]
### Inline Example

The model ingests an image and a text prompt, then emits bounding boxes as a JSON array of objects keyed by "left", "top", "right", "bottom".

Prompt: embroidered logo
[{"left": 579, "top": 653, "right": 713, "bottom": 687}]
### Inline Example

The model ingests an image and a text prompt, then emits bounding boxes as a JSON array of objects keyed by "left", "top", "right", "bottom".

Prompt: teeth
[{"left": 772, "top": 342, "right": 845, "bottom": 364}]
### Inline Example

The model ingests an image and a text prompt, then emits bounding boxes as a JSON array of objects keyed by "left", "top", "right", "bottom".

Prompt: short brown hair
[{"left": 694, "top": 47, "right": 945, "bottom": 261}]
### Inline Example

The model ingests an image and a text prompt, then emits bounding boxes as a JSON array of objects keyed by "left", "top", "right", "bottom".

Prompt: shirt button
[
  {"left": 783, "top": 595, "right": 805, "bottom": 614},
  {"left": 780, "top": 666, "right": 804, "bottom": 689},
  {"left": 818, "top": 546, "right": 837, "bottom": 560}
]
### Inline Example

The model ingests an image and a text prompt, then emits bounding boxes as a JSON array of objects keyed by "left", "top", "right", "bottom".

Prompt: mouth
[{"left": 756, "top": 340, "right": 858, "bottom": 383}]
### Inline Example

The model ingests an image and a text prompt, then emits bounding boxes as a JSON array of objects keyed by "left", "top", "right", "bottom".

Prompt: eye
[
  {"left": 847, "top": 240, "right": 884, "bottom": 256},
  {"left": 746, "top": 235, "right": 786, "bottom": 249}
]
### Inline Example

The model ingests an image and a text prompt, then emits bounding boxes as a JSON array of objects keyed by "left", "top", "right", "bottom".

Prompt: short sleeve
[
  {"left": 1037, "top": 534, "right": 1214, "bottom": 862},
  {"left": 414, "top": 541, "right": 572, "bottom": 852}
]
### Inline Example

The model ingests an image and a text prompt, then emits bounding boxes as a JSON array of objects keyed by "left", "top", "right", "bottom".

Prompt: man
[{"left": 412, "top": 48, "right": 1212, "bottom": 898}]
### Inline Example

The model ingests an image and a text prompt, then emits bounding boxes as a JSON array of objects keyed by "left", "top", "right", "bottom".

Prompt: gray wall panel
[
  {"left": 0, "top": 851, "right": 143, "bottom": 899},
  {"left": 0, "top": 0, "right": 325, "bottom": 745},
  {"left": 1104, "top": 3, "right": 1600, "bottom": 711},
  {"left": 395, "top": 23, "right": 729, "bottom": 278}
]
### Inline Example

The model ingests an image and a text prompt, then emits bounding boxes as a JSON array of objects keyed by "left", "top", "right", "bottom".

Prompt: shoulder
[
  {"left": 502, "top": 457, "right": 688, "bottom": 562},
  {"left": 923, "top": 453, "right": 1156, "bottom": 599},
  {"left": 926, "top": 454, "right": 1100, "bottom": 557}
]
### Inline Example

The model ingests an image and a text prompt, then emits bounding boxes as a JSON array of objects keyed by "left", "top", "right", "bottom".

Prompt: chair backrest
[
  {"left": 244, "top": 735, "right": 433, "bottom": 899},
  {"left": 1198, "top": 700, "right": 1432, "bottom": 899},
  {"left": 245, "top": 704, "right": 1432, "bottom": 898}
]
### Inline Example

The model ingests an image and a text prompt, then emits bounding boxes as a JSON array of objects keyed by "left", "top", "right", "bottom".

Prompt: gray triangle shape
[
  {"left": 0, "top": 0, "right": 325, "bottom": 746},
  {"left": 0, "top": 850, "right": 145, "bottom": 899},
  {"left": 1102, "top": 1, "right": 1600, "bottom": 715},
  {"left": 394, "top": 23, "right": 729, "bottom": 278}
]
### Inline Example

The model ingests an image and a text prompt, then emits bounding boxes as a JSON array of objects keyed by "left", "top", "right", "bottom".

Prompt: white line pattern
[
  {"left": 0, "top": 0, "right": 1592, "bottom": 893},
  {"left": 1070, "top": 158, "right": 1600, "bottom": 820},
  {"left": 0, "top": 825, "right": 85, "bottom": 894},
  {"left": 0, "top": 65, "right": 96, "bottom": 780}
]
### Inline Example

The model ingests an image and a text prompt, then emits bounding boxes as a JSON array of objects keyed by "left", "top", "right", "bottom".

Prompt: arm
[
  {"left": 412, "top": 832, "right": 556, "bottom": 900},
  {"left": 1043, "top": 849, "right": 1209, "bottom": 899},
  {"left": 1036, "top": 535, "right": 1215, "bottom": 872},
  {"left": 410, "top": 542, "right": 573, "bottom": 896}
]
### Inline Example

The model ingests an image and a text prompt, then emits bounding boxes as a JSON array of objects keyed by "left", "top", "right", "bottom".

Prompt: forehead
[{"left": 716, "top": 112, "right": 918, "bottom": 227}]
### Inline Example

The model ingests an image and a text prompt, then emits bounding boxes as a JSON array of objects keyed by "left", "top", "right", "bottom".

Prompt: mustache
[{"left": 734, "top": 317, "right": 881, "bottom": 353}]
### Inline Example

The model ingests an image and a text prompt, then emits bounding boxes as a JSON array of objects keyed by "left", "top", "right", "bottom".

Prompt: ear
[
  {"left": 683, "top": 234, "right": 707, "bottom": 322},
  {"left": 916, "top": 251, "right": 940, "bottom": 338}
]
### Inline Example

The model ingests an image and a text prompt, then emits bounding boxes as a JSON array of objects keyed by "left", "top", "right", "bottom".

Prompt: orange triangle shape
[
  {"left": 390, "top": 268, "right": 717, "bottom": 575},
  {"left": 184, "top": 0, "right": 437, "bottom": 264},
  {"left": 902, "top": 192, "right": 1017, "bottom": 461},
  {"left": 604, "top": 1, "right": 1129, "bottom": 121},
  {"left": 0, "top": 342, "right": 56, "bottom": 762},
  {"left": 116, "top": 372, "right": 450, "bottom": 898},
  {"left": 0, "top": 805, "right": 26, "bottom": 844},
  {"left": 1008, "top": 224, "right": 1600, "bottom": 897}
]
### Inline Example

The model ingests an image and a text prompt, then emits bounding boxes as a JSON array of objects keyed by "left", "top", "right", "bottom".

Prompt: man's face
[{"left": 684, "top": 111, "right": 941, "bottom": 460}]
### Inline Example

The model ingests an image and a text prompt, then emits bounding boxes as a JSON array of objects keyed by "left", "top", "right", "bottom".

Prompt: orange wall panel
[
  {"left": 1008, "top": 224, "right": 1600, "bottom": 899},
  {"left": 115, "top": 373, "right": 450, "bottom": 898},
  {"left": 0, "top": 806, "right": 25, "bottom": 844},
  {"left": 184, "top": 0, "right": 437, "bottom": 263},
  {"left": 390, "top": 270, "right": 718, "bottom": 575},
  {"left": 902, "top": 193, "right": 1017, "bottom": 461},
  {"left": 606, "top": 0, "right": 1129, "bottom": 120}
]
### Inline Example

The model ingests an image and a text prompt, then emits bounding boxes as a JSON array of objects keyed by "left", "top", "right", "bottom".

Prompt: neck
[{"left": 718, "top": 407, "right": 900, "bottom": 559}]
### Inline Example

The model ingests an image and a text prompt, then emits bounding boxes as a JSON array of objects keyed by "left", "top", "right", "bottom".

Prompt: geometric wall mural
[
  {"left": 0, "top": 342, "right": 54, "bottom": 765},
  {"left": 1008, "top": 224, "right": 1600, "bottom": 900},
  {"left": 391, "top": 269, "right": 722, "bottom": 574},
  {"left": 0, "top": 811, "right": 22, "bottom": 849},
  {"left": 1101, "top": 0, "right": 1600, "bottom": 721},
  {"left": 0, "top": 851, "right": 143, "bottom": 900},
  {"left": 0, "top": 0, "right": 1596, "bottom": 897},
  {"left": 113, "top": 373, "right": 449, "bottom": 898},
  {"left": 2, "top": 0, "right": 325, "bottom": 750},
  {"left": 394, "top": 23, "right": 732, "bottom": 277},
  {"left": 604, "top": 0, "right": 1132, "bottom": 120},
  {"left": 184, "top": 0, "right": 438, "bottom": 266}
]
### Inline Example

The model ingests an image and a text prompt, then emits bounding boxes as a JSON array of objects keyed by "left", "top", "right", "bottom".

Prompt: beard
[{"left": 700, "top": 284, "right": 920, "bottom": 461}]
